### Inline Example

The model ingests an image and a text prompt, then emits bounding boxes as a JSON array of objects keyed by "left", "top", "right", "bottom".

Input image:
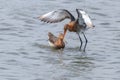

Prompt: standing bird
[
  {"left": 48, "top": 32, "right": 65, "bottom": 49},
  {"left": 39, "top": 9, "right": 95, "bottom": 51}
]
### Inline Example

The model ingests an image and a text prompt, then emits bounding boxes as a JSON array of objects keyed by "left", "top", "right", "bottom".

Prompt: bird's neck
[
  {"left": 54, "top": 38, "right": 64, "bottom": 47},
  {"left": 58, "top": 38, "right": 64, "bottom": 44}
]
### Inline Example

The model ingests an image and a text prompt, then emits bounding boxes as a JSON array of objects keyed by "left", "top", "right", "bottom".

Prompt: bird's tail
[{"left": 48, "top": 32, "right": 54, "bottom": 37}]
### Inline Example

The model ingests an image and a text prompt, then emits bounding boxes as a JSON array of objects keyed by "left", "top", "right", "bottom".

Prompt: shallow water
[{"left": 0, "top": 0, "right": 120, "bottom": 80}]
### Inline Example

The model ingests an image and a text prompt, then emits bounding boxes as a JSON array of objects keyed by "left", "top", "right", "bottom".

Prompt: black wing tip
[
  {"left": 38, "top": 17, "right": 53, "bottom": 23},
  {"left": 58, "top": 9, "right": 67, "bottom": 11},
  {"left": 76, "top": 9, "right": 85, "bottom": 12},
  {"left": 76, "top": 8, "right": 78, "bottom": 11}
]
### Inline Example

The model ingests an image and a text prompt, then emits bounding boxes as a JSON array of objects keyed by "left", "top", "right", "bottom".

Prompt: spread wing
[
  {"left": 38, "top": 9, "right": 75, "bottom": 23},
  {"left": 76, "top": 9, "right": 86, "bottom": 27},
  {"left": 76, "top": 9, "right": 95, "bottom": 28}
]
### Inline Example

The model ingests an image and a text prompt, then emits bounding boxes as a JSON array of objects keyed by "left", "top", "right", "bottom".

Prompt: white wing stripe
[
  {"left": 77, "top": 9, "right": 94, "bottom": 28},
  {"left": 38, "top": 9, "right": 75, "bottom": 23}
]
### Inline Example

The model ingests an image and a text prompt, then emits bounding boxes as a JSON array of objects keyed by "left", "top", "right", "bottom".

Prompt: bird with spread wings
[{"left": 38, "top": 9, "right": 95, "bottom": 51}]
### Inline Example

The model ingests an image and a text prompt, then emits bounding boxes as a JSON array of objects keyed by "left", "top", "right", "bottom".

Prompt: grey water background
[{"left": 0, "top": 0, "right": 120, "bottom": 80}]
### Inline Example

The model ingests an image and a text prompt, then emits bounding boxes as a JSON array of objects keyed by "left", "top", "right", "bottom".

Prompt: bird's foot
[
  {"left": 83, "top": 49, "right": 86, "bottom": 52},
  {"left": 79, "top": 48, "right": 86, "bottom": 53},
  {"left": 79, "top": 48, "right": 82, "bottom": 51}
]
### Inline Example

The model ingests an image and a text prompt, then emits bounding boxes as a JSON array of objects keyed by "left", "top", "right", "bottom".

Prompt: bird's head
[{"left": 58, "top": 33, "right": 64, "bottom": 40}]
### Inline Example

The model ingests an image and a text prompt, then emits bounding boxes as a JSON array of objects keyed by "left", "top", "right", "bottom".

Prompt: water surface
[{"left": 0, "top": 0, "right": 120, "bottom": 80}]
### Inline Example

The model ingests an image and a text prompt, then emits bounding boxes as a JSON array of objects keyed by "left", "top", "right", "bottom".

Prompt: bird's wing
[
  {"left": 38, "top": 9, "right": 75, "bottom": 23},
  {"left": 76, "top": 9, "right": 86, "bottom": 27},
  {"left": 76, "top": 9, "right": 94, "bottom": 28}
]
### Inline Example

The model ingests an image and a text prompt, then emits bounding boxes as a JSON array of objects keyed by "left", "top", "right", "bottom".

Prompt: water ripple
[
  {"left": 0, "top": 0, "right": 120, "bottom": 80},
  {"left": 100, "top": 22, "right": 111, "bottom": 25}
]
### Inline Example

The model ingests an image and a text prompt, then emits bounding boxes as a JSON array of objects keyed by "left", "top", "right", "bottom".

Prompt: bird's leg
[
  {"left": 77, "top": 32, "right": 83, "bottom": 51},
  {"left": 82, "top": 32, "right": 88, "bottom": 52}
]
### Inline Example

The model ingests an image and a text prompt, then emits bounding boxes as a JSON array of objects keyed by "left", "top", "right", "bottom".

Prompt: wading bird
[
  {"left": 39, "top": 9, "right": 95, "bottom": 51},
  {"left": 48, "top": 32, "right": 65, "bottom": 49}
]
